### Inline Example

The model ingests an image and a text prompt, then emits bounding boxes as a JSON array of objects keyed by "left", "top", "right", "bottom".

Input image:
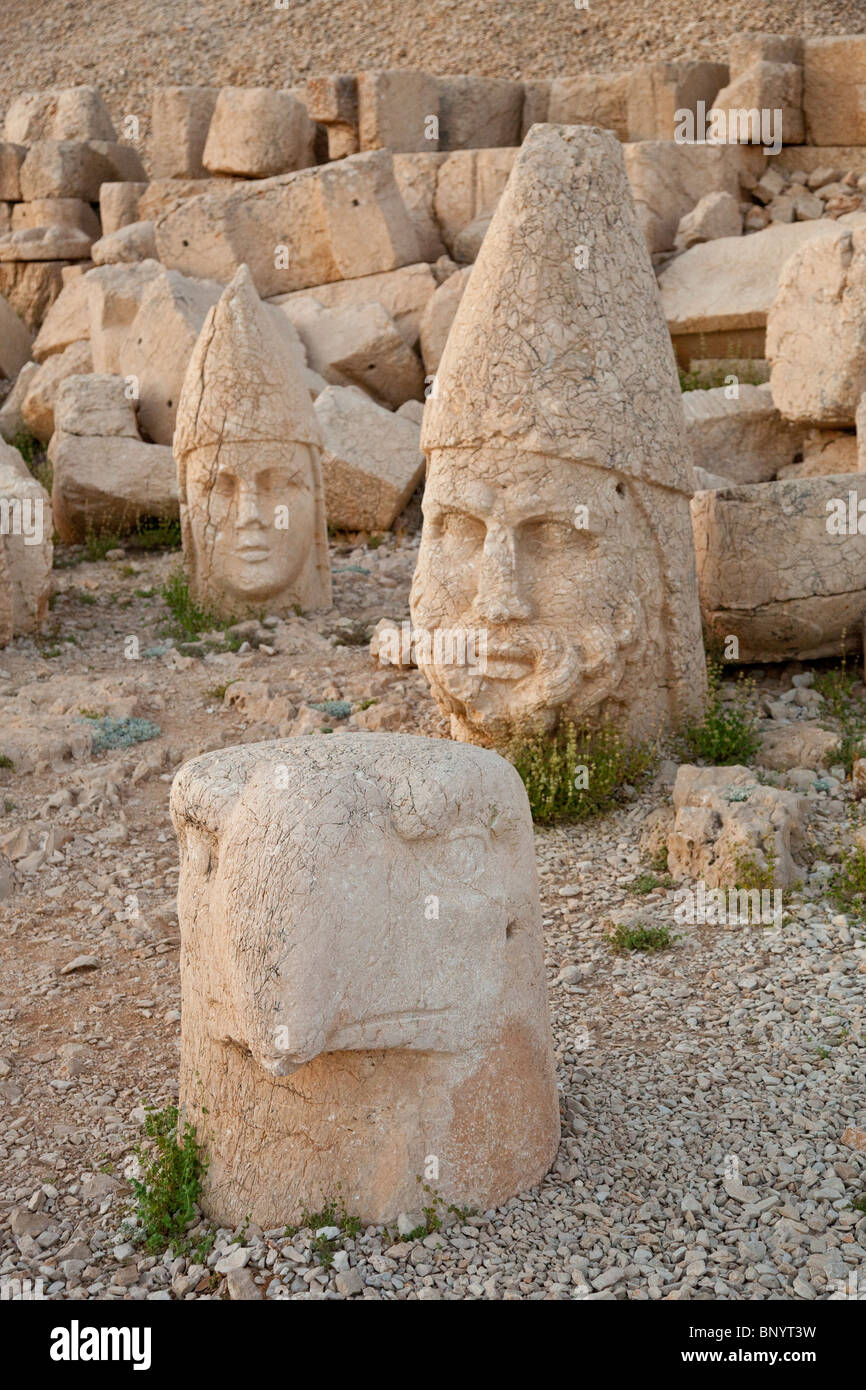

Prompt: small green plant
[
  {"left": 682, "top": 660, "right": 759, "bottom": 765},
  {"left": 503, "top": 720, "right": 657, "bottom": 825},
  {"left": 11, "top": 429, "right": 52, "bottom": 491},
  {"left": 850, "top": 1193, "right": 866, "bottom": 1214},
  {"left": 83, "top": 526, "right": 122, "bottom": 561},
  {"left": 731, "top": 844, "right": 777, "bottom": 893},
  {"left": 129, "top": 517, "right": 183, "bottom": 551},
  {"left": 291, "top": 1192, "right": 362, "bottom": 1268},
  {"left": 813, "top": 656, "right": 865, "bottom": 774},
  {"left": 131, "top": 1105, "right": 208, "bottom": 1255},
  {"left": 607, "top": 921, "right": 673, "bottom": 954},
  {"left": 829, "top": 844, "right": 866, "bottom": 920},
  {"left": 0, "top": 754, "right": 14, "bottom": 771},
  {"left": 628, "top": 869, "right": 672, "bottom": 895},
  {"left": 160, "top": 567, "right": 223, "bottom": 641},
  {"left": 205, "top": 683, "right": 230, "bottom": 703}
]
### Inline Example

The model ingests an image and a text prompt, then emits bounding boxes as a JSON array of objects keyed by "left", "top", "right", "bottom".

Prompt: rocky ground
[
  {"left": 1, "top": 527, "right": 864, "bottom": 1301},
  {"left": 0, "top": 1, "right": 862, "bottom": 142}
]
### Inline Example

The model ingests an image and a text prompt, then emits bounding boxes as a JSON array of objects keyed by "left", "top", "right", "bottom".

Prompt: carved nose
[
  {"left": 236, "top": 481, "right": 263, "bottom": 527},
  {"left": 472, "top": 524, "right": 531, "bottom": 623}
]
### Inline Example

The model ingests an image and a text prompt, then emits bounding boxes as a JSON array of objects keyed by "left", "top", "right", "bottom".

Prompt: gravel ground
[
  {"left": 1, "top": 531, "right": 865, "bottom": 1300},
  {"left": 0, "top": 1, "right": 863, "bottom": 137}
]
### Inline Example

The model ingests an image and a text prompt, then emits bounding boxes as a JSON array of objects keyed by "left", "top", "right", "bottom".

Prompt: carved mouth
[
  {"left": 325, "top": 1006, "right": 454, "bottom": 1049},
  {"left": 237, "top": 545, "right": 271, "bottom": 563}
]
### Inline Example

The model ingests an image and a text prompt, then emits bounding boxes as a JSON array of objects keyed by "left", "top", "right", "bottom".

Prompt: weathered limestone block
[
  {"left": 175, "top": 266, "right": 331, "bottom": 618},
  {"left": 0, "top": 446, "right": 52, "bottom": 634},
  {"left": 149, "top": 87, "right": 219, "bottom": 179},
  {"left": 50, "top": 434, "right": 178, "bottom": 543},
  {"left": 305, "top": 74, "right": 358, "bottom": 127},
  {"left": 757, "top": 724, "right": 840, "bottom": 773},
  {"left": 86, "top": 259, "right": 164, "bottom": 371},
  {"left": 668, "top": 764, "right": 807, "bottom": 889},
  {"left": 0, "top": 362, "right": 38, "bottom": 440},
  {"left": 690, "top": 477, "right": 866, "bottom": 661},
  {"left": 21, "top": 338, "right": 92, "bottom": 443},
  {"left": 357, "top": 70, "right": 440, "bottom": 152},
  {"left": 99, "top": 182, "right": 149, "bottom": 235},
  {"left": 315, "top": 384, "right": 425, "bottom": 530},
  {"left": 412, "top": 124, "right": 706, "bottom": 746},
  {"left": 19, "top": 141, "right": 121, "bottom": 202},
  {"left": 419, "top": 265, "right": 472, "bottom": 374},
  {"left": 154, "top": 152, "right": 420, "bottom": 297},
  {"left": 272, "top": 262, "right": 436, "bottom": 350},
  {"left": 4, "top": 87, "right": 116, "bottom": 143},
  {"left": 726, "top": 32, "right": 803, "bottom": 70},
  {"left": 202, "top": 88, "right": 316, "bottom": 178},
  {"left": 0, "top": 225, "right": 93, "bottom": 261},
  {"left": 281, "top": 297, "right": 423, "bottom": 408},
  {"left": 433, "top": 147, "right": 518, "bottom": 257},
  {"left": 766, "top": 225, "right": 866, "bottom": 427},
  {"left": 804, "top": 37, "right": 866, "bottom": 147},
  {"left": 547, "top": 73, "right": 631, "bottom": 141},
  {"left": 137, "top": 177, "right": 247, "bottom": 224},
  {"left": 674, "top": 191, "right": 742, "bottom": 250},
  {"left": 91, "top": 221, "right": 158, "bottom": 265},
  {"left": 627, "top": 61, "right": 729, "bottom": 142},
  {"left": 437, "top": 77, "right": 523, "bottom": 150},
  {"left": 777, "top": 429, "right": 859, "bottom": 477},
  {"left": 172, "top": 732, "right": 559, "bottom": 1227},
  {"left": 682, "top": 384, "right": 803, "bottom": 484},
  {"left": 11, "top": 201, "right": 98, "bottom": 244},
  {"left": 623, "top": 141, "right": 759, "bottom": 256},
  {"left": 0, "top": 143, "right": 25, "bottom": 200},
  {"left": 32, "top": 274, "right": 91, "bottom": 360},
  {"left": 709, "top": 61, "right": 804, "bottom": 146},
  {"left": 0, "top": 260, "right": 70, "bottom": 330},
  {"left": 659, "top": 215, "right": 866, "bottom": 360},
  {"left": 0, "top": 292, "right": 33, "bottom": 378},
  {"left": 53, "top": 372, "right": 139, "bottom": 439},
  {"left": 392, "top": 152, "right": 448, "bottom": 261}
]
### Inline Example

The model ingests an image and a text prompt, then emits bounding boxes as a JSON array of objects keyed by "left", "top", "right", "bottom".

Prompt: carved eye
[
  {"left": 213, "top": 473, "right": 236, "bottom": 499},
  {"left": 521, "top": 519, "right": 581, "bottom": 548},
  {"left": 439, "top": 831, "right": 488, "bottom": 883},
  {"left": 439, "top": 511, "right": 485, "bottom": 547},
  {"left": 186, "top": 833, "right": 217, "bottom": 878}
]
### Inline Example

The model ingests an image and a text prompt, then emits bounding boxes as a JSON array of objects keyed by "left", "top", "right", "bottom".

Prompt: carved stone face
[
  {"left": 410, "top": 441, "right": 662, "bottom": 741},
  {"left": 173, "top": 737, "right": 541, "bottom": 1076},
  {"left": 185, "top": 440, "right": 318, "bottom": 605}
]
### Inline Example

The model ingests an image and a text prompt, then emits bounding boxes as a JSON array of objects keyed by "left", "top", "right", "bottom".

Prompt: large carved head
[
  {"left": 410, "top": 124, "right": 706, "bottom": 744},
  {"left": 174, "top": 265, "right": 331, "bottom": 617},
  {"left": 170, "top": 734, "right": 549, "bottom": 1076}
]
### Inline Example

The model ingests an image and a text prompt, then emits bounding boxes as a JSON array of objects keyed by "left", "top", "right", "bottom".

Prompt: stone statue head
[
  {"left": 175, "top": 265, "right": 331, "bottom": 618},
  {"left": 410, "top": 124, "right": 706, "bottom": 746},
  {"left": 171, "top": 734, "right": 551, "bottom": 1077}
]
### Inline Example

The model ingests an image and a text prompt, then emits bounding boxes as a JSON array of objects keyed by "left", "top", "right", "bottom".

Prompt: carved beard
[{"left": 417, "top": 598, "right": 644, "bottom": 736}]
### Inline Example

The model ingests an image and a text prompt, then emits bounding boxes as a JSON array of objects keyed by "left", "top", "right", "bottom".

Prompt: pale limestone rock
[
  {"left": 693, "top": 465, "right": 735, "bottom": 490},
  {"left": 0, "top": 362, "right": 38, "bottom": 440},
  {"left": 149, "top": 87, "right": 219, "bottom": 179},
  {"left": 18, "top": 141, "right": 123, "bottom": 202},
  {"left": 675, "top": 191, "right": 742, "bottom": 250},
  {"left": 804, "top": 37, "right": 866, "bottom": 147},
  {"left": 521, "top": 80, "right": 551, "bottom": 138},
  {"left": 357, "top": 70, "right": 440, "bottom": 152},
  {"left": 627, "top": 61, "right": 729, "bottom": 141},
  {"left": 776, "top": 429, "right": 858, "bottom": 478},
  {"left": 433, "top": 148, "right": 518, "bottom": 259},
  {"left": 281, "top": 297, "right": 423, "bottom": 408},
  {"left": 858, "top": 392, "right": 866, "bottom": 472},
  {"left": 202, "top": 88, "right": 315, "bottom": 178},
  {"left": 547, "top": 73, "right": 631, "bottom": 141},
  {"left": 0, "top": 260, "right": 71, "bottom": 331},
  {"left": 766, "top": 225, "right": 866, "bottom": 427},
  {"left": 305, "top": 74, "right": 358, "bottom": 126},
  {"left": 11, "top": 199, "right": 100, "bottom": 237},
  {"left": 709, "top": 62, "right": 804, "bottom": 146},
  {"left": 419, "top": 265, "right": 472, "bottom": 374},
  {"left": 0, "top": 224, "right": 92, "bottom": 261},
  {"left": 0, "top": 450, "right": 52, "bottom": 634},
  {"left": 668, "top": 764, "right": 807, "bottom": 889},
  {"left": 99, "top": 182, "right": 149, "bottom": 235},
  {"left": 758, "top": 724, "right": 840, "bottom": 773},
  {"left": 315, "top": 384, "right": 424, "bottom": 531},
  {"left": 0, "top": 292, "right": 33, "bottom": 378},
  {"left": 727, "top": 32, "right": 803, "bottom": 69},
  {"left": 32, "top": 276, "right": 91, "bottom": 360},
  {"left": 86, "top": 259, "right": 164, "bottom": 371},
  {"left": 690, "top": 477, "right": 866, "bottom": 662},
  {"left": 412, "top": 125, "right": 706, "bottom": 746},
  {"left": 623, "top": 141, "right": 760, "bottom": 256},
  {"left": 136, "top": 177, "right": 248, "bottom": 225},
  {"left": 154, "top": 152, "right": 420, "bottom": 297},
  {"left": 0, "top": 143, "right": 25, "bottom": 200},
  {"left": 4, "top": 87, "right": 116, "bottom": 143},
  {"left": 682, "top": 384, "right": 803, "bottom": 484},
  {"left": 91, "top": 221, "right": 158, "bottom": 265},
  {"left": 21, "top": 339, "right": 92, "bottom": 443},
  {"left": 49, "top": 433, "right": 177, "bottom": 543},
  {"left": 53, "top": 372, "right": 139, "bottom": 438},
  {"left": 271, "top": 262, "right": 436, "bottom": 350},
  {"left": 171, "top": 732, "right": 559, "bottom": 1227},
  {"left": 392, "top": 152, "right": 447, "bottom": 262},
  {"left": 175, "top": 265, "right": 331, "bottom": 618},
  {"left": 437, "top": 77, "right": 523, "bottom": 150},
  {"left": 659, "top": 215, "right": 866, "bottom": 351}
]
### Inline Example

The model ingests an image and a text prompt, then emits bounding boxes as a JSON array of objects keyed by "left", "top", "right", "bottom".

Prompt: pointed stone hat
[
  {"left": 422, "top": 123, "right": 694, "bottom": 497},
  {"left": 174, "top": 263, "right": 321, "bottom": 462}
]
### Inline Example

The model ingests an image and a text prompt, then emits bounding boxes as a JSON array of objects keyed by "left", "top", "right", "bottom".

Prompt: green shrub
[
  {"left": 160, "top": 567, "right": 222, "bottom": 641},
  {"left": 84, "top": 527, "right": 122, "bottom": 562},
  {"left": 829, "top": 845, "right": 866, "bottom": 920},
  {"left": 131, "top": 1106, "right": 208, "bottom": 1255},
  {"left": 813, "top": 658, "right": 865, "bottom": 774},
  {"left": 607, "top": 922, "right": 673, "bottom": 953},
  {"left": 682, "top": 661, "right": 759, "bottom": 764},
  {"left": 503, "top": 721, "right": 657, "bottom": 825}
]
